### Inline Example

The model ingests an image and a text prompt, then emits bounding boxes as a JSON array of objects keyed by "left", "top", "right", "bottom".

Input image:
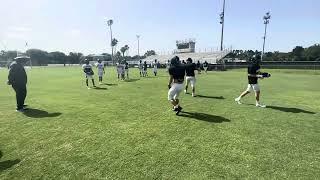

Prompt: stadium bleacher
[{"left": 142, "top": 51, "right": 230, "bottom": 64}]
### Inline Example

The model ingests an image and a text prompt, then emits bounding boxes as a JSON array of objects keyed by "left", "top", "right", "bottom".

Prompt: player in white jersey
[
  {"left": 153, "top": 59, "right": 158, "bottom": 76},
  {"left": 82, "top": 59, "right": 96, "bottom": 89},
  {"left": 116, "top": 63, "right": 125, "bottom": 80},
  {"left": 96, "top": 59, "right": 105, "bottom": 84}
]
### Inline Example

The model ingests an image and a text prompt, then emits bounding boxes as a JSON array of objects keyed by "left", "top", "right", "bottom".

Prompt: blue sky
[{"left": 0, "top": 0, "right": 319, "bottom": 55}]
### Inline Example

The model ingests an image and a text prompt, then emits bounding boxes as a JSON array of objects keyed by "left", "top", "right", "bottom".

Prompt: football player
[
  {"left": 153, "top": 59, "right": 158, "bottom": 76},
  {"left": 138, "top": 60, "right": 143, "bottom": 77},
  {"left": 168, "top": 56, "right": 186, "bottom": 115},
  {"left": 125, "top": 62, "right": 129, "bottom": 79},
  {"left": 143, "top": 61, "right": 148, "bottom": 77},
  {"left": 96, "top": 59, "right": 105, "bottom": 84},
  {"left": 203, "top": 61, "right": 209, "bottom": 73},
  {"left": 234, "top": 55, "right": 266, "bottom": 108},
  {"left": 184, "top": 58, "right": 200, "bottom": 97},
  {"left": 82, "top": 59, "right": 96, "bottom": 89}
]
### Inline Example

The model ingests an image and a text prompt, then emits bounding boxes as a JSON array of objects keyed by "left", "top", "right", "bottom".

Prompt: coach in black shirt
[
  {"left": 168, "top": 56, "right": 185, "bottom": 115},
  {"left": 234, "top": 55, "right": 266, "bottom": 108},
  {"left": 7, "top": 57, "right": 29, "bottom": 112}
]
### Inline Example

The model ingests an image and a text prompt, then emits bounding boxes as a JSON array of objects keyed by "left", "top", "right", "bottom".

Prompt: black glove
[{"left": 168, "top": 84, "right": 171, "bottom": 89}]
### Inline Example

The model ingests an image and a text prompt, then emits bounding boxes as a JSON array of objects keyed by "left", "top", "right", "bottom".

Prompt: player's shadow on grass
[
  {"left": 0, "top": 151, "right": 20, "bottom": 172},
  {"left": 124, "top": 79, "right": 140, "bottom": 82},
  {"left": 197, "top": 95, "right": 225, "bottom": 100},
  {"left": 94, "top": 87, "right": 108, "bottom": 90},
  {"left": 267, "top": 106, "right": 316, "bottom": 114},
  {"left": 23, "top": 108, "right": 62, "bottom": 118},
  {"left": 179, "top": 112, "right": 231, "bottom": 123},
  {"left": 102, "top": 83, "right": 118, "bottom": 86}
]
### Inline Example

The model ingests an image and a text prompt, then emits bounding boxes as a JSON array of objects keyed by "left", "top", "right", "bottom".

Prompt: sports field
[{"left": 0, "top": 67, "right": 319, "bottom": 179}]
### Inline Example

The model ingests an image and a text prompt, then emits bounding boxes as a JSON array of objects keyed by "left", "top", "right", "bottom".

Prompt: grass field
[{"left": 0, "top": 67, "right": 320, "bottom": 179}]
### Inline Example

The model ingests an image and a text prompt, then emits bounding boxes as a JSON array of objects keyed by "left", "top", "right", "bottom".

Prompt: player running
[
  {"left": 96, "top": 59, "right": 105, "bottom": 84},
  {"left": 184, "top": 58, "right": 199, "bottom": 97},
  {"left": 234, "top": 55, "right": 266, "bottom": 108},
  {"left": 168, "top": 56, "right": 186, "bottom": 115},
  {"left": 82, "top": 59, "right": 96, "bottom": 89},
  {"left": 203, "top": 61, "right": 209, "bottom": 73},
  {"left": 153, "top": 59, "right": 158, "bottom": 76}
]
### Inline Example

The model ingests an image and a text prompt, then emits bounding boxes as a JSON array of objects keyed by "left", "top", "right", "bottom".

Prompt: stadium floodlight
[
  {"left": 219, "top": 0, "right": 226, "bottom": 51},
  {"left": 262, "top": 12, "right": 271, "bottom": 61},
  {"left": 136, "top": 35, "right": 140, "bottom": 61},
  {"left": 107, "top": 19, "right": 114, "bottom": 65}
]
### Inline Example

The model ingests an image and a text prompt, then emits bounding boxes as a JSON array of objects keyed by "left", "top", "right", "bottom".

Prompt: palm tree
[
  {"left": 111, "top": 38, "right": 118, "bottom": 59},
  {"left": 120, "top": 45, "right": 129, "bottom": 57}
]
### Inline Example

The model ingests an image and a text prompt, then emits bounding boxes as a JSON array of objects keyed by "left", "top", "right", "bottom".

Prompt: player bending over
[
  {"left": 153, "top": 59, "right": 158, "bottom": 76},
  {"left": 96, "top": 59, "right": 105, "bottom": 84},
  {"left": 82, "top": 59, "right": 96, "bottom": 89},
  {"left": 168, "top": 56, "right": 186, "bottom": 115},
  {"left": 235, "top": 55, "right": 266, "bottom": 108},
  {"left": 184, "top": 58, "right": 200, "bottom": 97}
]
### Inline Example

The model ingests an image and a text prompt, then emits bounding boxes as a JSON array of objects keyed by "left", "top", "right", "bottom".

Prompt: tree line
[
  {"left": 226, "top": 44, "right": 320, "bottom": 61},
  {"left": 0, "top": 46, "right": 156, "bottom": 67}
]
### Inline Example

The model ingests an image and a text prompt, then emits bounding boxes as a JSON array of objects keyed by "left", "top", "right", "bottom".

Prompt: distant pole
[
  {"left": 262, "top": 12, "right": 271, "bottom": 61},
  {"left": 136, "top": 35, "right": 140, "bottom": 61},
  {"left": 220, "top": 0, "right": 226, "bottom": 51},
  {"left": 107, "top": 19, "right": 114, "bottom": 65}
]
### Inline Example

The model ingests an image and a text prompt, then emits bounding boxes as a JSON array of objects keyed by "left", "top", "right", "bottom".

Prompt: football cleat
[
  {"left": 234, "top": 97, "right": 242, "bottom": 105},
  {"left": 256, "top": 104, "right": 266, "bottom": 108}
]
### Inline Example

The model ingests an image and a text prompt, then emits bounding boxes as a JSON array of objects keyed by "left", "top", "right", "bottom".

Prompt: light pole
[
  {"left": 136, "top": 35, "right": 140, "bottom": 61},
  {"left": 107, "top": 19, "right": 114, "bottom": 65},
  {"left": 262, "top": 12, "right": 271, "bottom": 61},
  {"left": 219, "top": 0, "right": 226, "bottom": 51}
]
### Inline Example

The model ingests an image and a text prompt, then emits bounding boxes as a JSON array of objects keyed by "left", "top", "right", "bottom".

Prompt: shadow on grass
[
  {"left": 23, "top": 108, "right": 62, "bottom": 118},
  {"left": 124, "top": 79, "right": 140, "bottom": 82},
  {"left": 0, "top": 151, "right": 20, "bottom": 172},
  {"left": 197, "top": 95, "right": 225, "bottom": 100},
  {"left": 93, "top": 87, "right": 108, "bottom": 90},
  {"left": 179, "top": 112, "right": 231, "bottom": 123},
  {"left": 102, "top": 83, "right": 118, "bottom": 86},
  {"left": 267, "top": 106, "right": 316, "bottom": 114}
]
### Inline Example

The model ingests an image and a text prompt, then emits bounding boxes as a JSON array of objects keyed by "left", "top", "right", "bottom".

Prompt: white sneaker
[
  {"left": 256, "top": 104, "right": 266, "bottom": 108},
  {"left": 192, "top": 93, "right": 196, "bottom": 97},
  {"left": 87, "top": 87, "right": 91, "bottom": 90},
  {"left": 234, "top": 97, "right": 242, "bottom": 104},
  {"left": 184, "top": 90, "right": 187, "bottom": 94}
]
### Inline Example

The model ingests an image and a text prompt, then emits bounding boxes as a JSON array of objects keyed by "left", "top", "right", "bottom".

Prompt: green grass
[{"left": 0, "top": 67, "right": 320, "bottom": 179}]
